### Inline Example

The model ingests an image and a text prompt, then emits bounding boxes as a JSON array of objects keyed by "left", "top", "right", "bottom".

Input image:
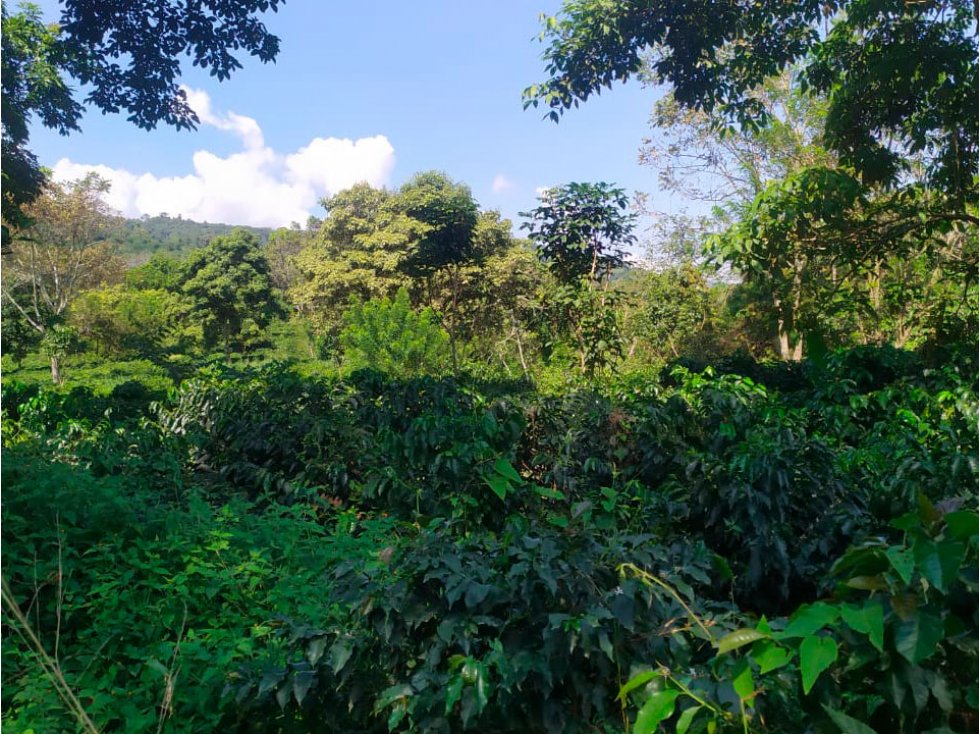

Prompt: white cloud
[
  {"left": 52, "top": 88, "right": 396, "bottom": 228},
  {"left": 491, "top": 173, "right": 513, "bottom": 194}
]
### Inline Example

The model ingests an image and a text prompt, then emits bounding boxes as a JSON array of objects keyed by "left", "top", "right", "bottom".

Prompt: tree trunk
[
  {"left": 777, "top": 323, "right": 792, "bottom": 361},
  {"left": 50, "top": 354, "right": 63, "bottom": 386}
]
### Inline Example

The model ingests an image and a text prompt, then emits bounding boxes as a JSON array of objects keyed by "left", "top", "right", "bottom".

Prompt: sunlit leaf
[
  {"left": 617, "top": 670, "right": 661, "bottom": 701},
  {"left": 751, "top": 640, "right": 793, "bottom": 674},
  {"left": 800, "top": 636, "right": 837, "bottom": 694},
  {"left": 715, "top": 628, "right": 768, "bottom": 655},
  {"left": 635, "top": 690, "right": 680, "bottom": 734}
]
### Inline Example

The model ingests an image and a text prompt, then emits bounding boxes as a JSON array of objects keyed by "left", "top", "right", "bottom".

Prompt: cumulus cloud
[
  {"left": 491, "top": 173, "right": 513, "bottom": 194},
  {"left": 52, "top": 87, "right": 396, "bottom": 228}
]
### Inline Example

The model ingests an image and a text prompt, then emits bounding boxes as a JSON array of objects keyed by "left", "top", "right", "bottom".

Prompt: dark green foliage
[
  {"left": 0, "top": 3, "right": 81, "bottom": 238},
  {"left": 526, "top": 0, "right": 979, "bottom": 204},
  {"left": 1, "top": 1, "right": 283, "bottom": 236},
  {"left": 243, "top": 521, "right": 722, "bottom": 734},
  {"left": 178, "top": 228, "right": 285, "bottom": 356},
  {"left": 3, "top": 346, "right": 977, "bottom": 732},
  {"left": 110, "top": 216, "right": 273, "bottom": 260},
  {"left": 522, "top": 182, "right": 636, "bottom": 285},
  {"left": 397, "top": 171, "right": 480, "bottom": 278}
]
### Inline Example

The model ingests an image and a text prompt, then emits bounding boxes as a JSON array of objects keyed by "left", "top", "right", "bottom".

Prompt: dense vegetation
[
  {"left": 2, "top": 0, "right": 978, "bottom": 733},
  {"left": 107, "top": 216, "right": 273, "bottom": 262},
  {"left": 2, "top": 350, "right": 977, "bottom": 733}
]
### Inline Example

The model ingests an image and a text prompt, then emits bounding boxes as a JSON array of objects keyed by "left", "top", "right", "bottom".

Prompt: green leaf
[
  {"left": 328, "top": 639, "right": 353, "bottom": 674},
  {"left": 732, "top": 658, "right": 755, "bottom": 700},
  {"left": 715, "top": 628, "right": 768, "bottom": 655},
  {"left": 598, "top": 630, "right": 614, "bottom": 660},
  {"left": 885, "top": 547, "right": 914, "bottom": 586},
  {"left": 846, "top": 575, "right": 888, "bottom": 592},
  {"left": 913, "top": 538, "right": 945, "bottom": 592},
  {"left": 275, "top": 684, "right": 290, "bottom": 710},
  {"left": 617, "top": 670, "right": 661, "bottom": 701},
  {"left": 492, "top": 458, "right": 523, "bottom": 484},
  {"left": 533, "top": 484, "right": 567, "bottom": 501},
  {"left": 800, "top": 636, "right": 838, "bottom": 694},
  {"left": 712, "top": 554, "right": 734, "bottom": 581},
  {"left": 484, "top": 473, "right": 509, "bottom": 500},
  {"left": 751, "top": 640, "right": 793, "bottom": 674},
  {"left": 918, "top": 492, "right": 941, "bottom": 526},
  {"left": 840, "top": 601, "right": 884, "bottom": 652},
  {"left": 937, "top": 541, "right": 966, "bottom": 589},
  {"left": 445, "top": 676, "right": 463, "bottom": 714},
  {"left": 821, "top": 704, "right": 879, "bottom": 734},
  {"left": 635, "top": 690, "right": 680, "bottom": 734},
  {"left": 306, "top": 637, "right": 328, "bottom": 667},
  {"left": 945, "top": 511, "right": 979, "bottom": 540},
  {"left": 676, "top": 705, "right": 702, "bottom": 734},
  {"left": 474, "top": 665, "right": 490, "bottom": 715},
  {"left": 464, "top": 582, "right": 492, "bottom": 609},
  {"left": 293, "top": 670, "right": 315, "bottom": 705},
  {"left": 779, "top": 602, "right": 840, "bottom": 639},
  {"left": 894, "top": 610, "right": 944, "bottom": 664}
]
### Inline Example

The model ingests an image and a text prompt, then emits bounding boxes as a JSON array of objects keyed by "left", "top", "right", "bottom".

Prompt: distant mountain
[{"left": 107, "top": 214, "right": 273, "bottom": 262}]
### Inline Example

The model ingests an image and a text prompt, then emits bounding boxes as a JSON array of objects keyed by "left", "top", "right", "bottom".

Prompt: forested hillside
[
  {"left": 1, "top": 1, "right": 977, "bottom": 733},
  {"left": 107, "top": 215, "right": 273, "bottom": 262}
]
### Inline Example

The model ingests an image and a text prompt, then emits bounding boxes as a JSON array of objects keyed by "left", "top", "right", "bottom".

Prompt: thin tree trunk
[{"left": 50, "top": 355, "right": 63, "bottom": 386}]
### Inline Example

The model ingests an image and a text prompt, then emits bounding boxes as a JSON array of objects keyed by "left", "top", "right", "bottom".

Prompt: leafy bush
[
  {"left": 2, "top": 346, "right": 976, "bottom": 733},
  {"left": 341, "top": 288, "right": 451, "bottom": 376},
  {"left": 237, "top": 518, "right": 724, "bottom": 734}
]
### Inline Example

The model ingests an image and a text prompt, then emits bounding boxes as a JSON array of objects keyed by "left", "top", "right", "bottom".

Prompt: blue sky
[{"left": 29, "top": 1, "right": 680, "bottom": 241}]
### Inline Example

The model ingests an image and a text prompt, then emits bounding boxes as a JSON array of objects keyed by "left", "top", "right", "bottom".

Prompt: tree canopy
[
  {"left": 525, "top": 0, "right": 979, "bottom": 205},
  {"left": 0, "top": 0, "right": 283, "bottom": 239},
  {"left": 178, "top": 228, "right": 284, "bottom": 356}
]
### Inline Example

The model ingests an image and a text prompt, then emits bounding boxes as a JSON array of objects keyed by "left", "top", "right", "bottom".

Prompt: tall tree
[
  {"left": 1, "top": 173, "right": 123, "bottom": 382},
  {"left": 397, "top": 171, "right": 480, "bottom": 370},
  {"left": 526, "top": 0, "right": 979, "bottom": 208},
  {"left": 1, "top": 0, "right": 283, "bottom": 236},
  {"left": 522, "top": 182, "right": 637, "bottom": 374},
  {"left": 1, "top": 4, "right": 81, "bottom": 242},
  {"left": 290, "top": 184, "right": 422, "bottom": 334},
  {"left": 178, "top": 228, "right": 284, "bottom": 358}
]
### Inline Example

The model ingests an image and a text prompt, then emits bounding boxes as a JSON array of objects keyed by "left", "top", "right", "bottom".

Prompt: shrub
[{"left": 340, "top": 288, "right": 451, "bottom": 376}]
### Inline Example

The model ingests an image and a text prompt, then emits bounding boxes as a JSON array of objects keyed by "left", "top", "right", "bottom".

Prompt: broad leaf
[
  {"left": 821, "top": 704, "right": 879, "bottom": 734},
  {"left": 445, "top": 676, "right": 464, "bottom": 714},
  {"left": 306, "top": 636, "right": 328, "bottom": 667},
  {"left": 840, "top": 601, "right": 884, "bottom": 652},
  {"left": 676, "top": 705, "right": 702, "bottom": 734},
  {"left": 715, "top": 628, "right": 768, "bottom": 655},
  {"left": 751, "top": 640, "right": 793, "bottom": 674},
  {"left": 894, "top": 610, "right": 944, "bottom": 664},
  {"left": 800, "top": 635, "right": 838, "bottom": 694},
  {"left": 617, "top": 670, "right": 661, "bottom": 701},
  {"left": 732, "top": 658, "right": 755, "bottom": 700},
  {"left": 635, "top": 690, "right": 680, "bottom": 734},
  {"left": 937, "top": 541, "right": 966, "bottom": 589},
  {"left": 293, "top": 670, "right": 315, "bottom": 705},
  {"left": 779, "top": 602, "right": 840, "bottom": 639},
  {"left": 913, "top": 538, "right": 945, "bottom": 592},
  {"left": 492, "top": 457, "right": 523, "bottom": 484},
  {"left": 885, "top": 547, "right": 914, "bottom": 586},
  {"left": 484, "top": 473, "right": 509, "bottom": 500},
  {"left": 945, "top": 511, "right": 979, "bottom": 540},
  {"left": 328, "top": 639, "right": 353, "bottom": 674}
]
